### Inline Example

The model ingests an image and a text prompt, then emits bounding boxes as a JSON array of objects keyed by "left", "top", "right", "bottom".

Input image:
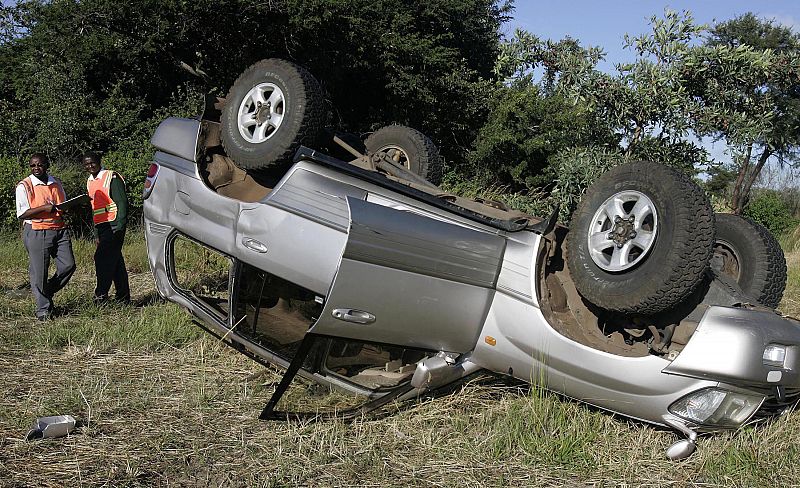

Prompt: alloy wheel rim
[
  {"left": 587, "top": 190, "right": 658, "bottom": 272},
  {"left": 375, "top": 144, "right": 410, "bottom": 169},
  {"left": 237, "top": 83, "right": 286, "bottom": 143}
]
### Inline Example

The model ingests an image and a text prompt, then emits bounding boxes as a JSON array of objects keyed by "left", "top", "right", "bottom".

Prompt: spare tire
[
  {"left": 712, "top": 213, "right": 787, "bottom": 308},
  {"left": 566, "top": 161, "right": 715, "bottom": 315},
  {"left": 221, "top": 58, "right": 325, "bottom": 170},
  {"left": 364, "top": 125, "right": 443, "bottom": 184}
]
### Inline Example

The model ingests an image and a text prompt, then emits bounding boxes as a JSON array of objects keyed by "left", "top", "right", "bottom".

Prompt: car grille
[{"left": 148, "top": 222, "right": 170, "bottom": 235}]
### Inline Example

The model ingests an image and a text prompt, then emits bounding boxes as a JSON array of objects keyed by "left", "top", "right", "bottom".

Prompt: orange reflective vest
[
  {"left": 88, "top": 170, "right": 121, "bottom": 225},
  {"left": 19, "top": 176, "right": 66, "bottom": 230}
]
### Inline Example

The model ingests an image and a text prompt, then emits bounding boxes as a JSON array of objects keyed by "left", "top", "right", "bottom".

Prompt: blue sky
[
  {"left": 508, "top": 1, "right": 799, "bottom": 71},
  {"left": 508, "top": 1, "right": 800, "bottom": 173}
]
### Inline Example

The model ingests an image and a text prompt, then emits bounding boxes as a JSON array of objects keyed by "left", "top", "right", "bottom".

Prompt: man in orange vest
[
  {"left": 16, "top": 153, "right": 77, "bottom": 321},
  {"left": 84, "top": 152, "right": 130, "bottom": 304}
]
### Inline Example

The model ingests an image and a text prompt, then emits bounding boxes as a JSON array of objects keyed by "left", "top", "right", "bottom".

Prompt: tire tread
[
  {"left": 567, "top": 161, "right": 715, "bottom": 315},
  {"left": 221, "top": 58, "right": 325, "bottom": 170}
]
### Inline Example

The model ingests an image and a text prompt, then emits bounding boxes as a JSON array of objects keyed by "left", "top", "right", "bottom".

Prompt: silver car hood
[{"left": 663, "top": 306, "right": 800, "bottom": 388}]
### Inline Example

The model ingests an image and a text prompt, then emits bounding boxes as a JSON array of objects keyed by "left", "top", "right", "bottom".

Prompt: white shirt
[
  {"left": 86, "top": 168, "right": 106, "bottom": 182},
  {"left": 15, "top": 174, "right": 58, "bottom": 225}
]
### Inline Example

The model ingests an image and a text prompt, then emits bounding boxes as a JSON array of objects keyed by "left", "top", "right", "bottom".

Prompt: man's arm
[
  {"left": 16, "top": 183, "right": 55, "bottom": 220},
  {"left": 110, "top": 175, "right": 128, "bottom": 231}
]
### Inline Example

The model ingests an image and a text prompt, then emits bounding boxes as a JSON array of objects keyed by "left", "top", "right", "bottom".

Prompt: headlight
[
  {"left": 763, "top": 344, "right": 787, "bottom": 367},
  {"left": 669, "top": 387, "right": 764, "bottom": 427}
]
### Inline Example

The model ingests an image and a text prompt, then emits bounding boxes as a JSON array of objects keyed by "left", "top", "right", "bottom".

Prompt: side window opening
[
  {"left": 324, "top": 340, "right": 427, "bottom": 391},
  {"left": 232, "top": 262, "right": 431, "bottom": 393},
  {"left": 234, "top": 263, "right": 322, "bottom": 361},
  {"left": 170, "top": 234, "right": 232, "bottom": 319}
]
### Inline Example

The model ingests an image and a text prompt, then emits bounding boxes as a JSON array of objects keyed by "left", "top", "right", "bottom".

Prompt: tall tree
[
  {"left": 493, "top": 9, "right": 800, "bottom": 207},
  {"left": 702, "top": 13, "right": 800, "bottom": 213}
]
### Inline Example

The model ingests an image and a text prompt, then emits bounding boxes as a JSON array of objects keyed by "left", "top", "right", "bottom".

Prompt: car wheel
[
  {"left": 364, "top": 125, "right": 443, "bottom": 184},
  {"left": 221, "top": 58, "right": 325, "bottom": 170},
  {"left": 712, "top": 213, "right": 787, "bottom": 308},
  {"left": 566, "top": 161, "right": 715, "bottom": 315}
]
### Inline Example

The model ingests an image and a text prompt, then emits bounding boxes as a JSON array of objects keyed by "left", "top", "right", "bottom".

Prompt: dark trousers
[
  {"left": 22, "top": 225, "right": 76, "bottom": 317},
  {"left": 94, "top": 224, "right": 130, "bottom": 301}
]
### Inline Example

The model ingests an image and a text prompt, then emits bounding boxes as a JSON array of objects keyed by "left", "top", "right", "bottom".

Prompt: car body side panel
[
  {"left": 235, "top": 204, "right": 348, "bottom": 296},
  {"left": 312, "top": 258, "right": 494, "bottom": 352},
  {"left": 150, "top": 118, "right": 200, "bottom": 162},
  {"left": 266, "top": 168, "right": 366, "bottom": 232},
  {"left": 663, "top": 307, "right": 800, "bottom": 388},
  {"left": 288, "top": 162, "right": 506, "bottom": 235},
  {"left": 147, "top": 154, "right": 240, "bottom": 254},
  {"left": 144, "top": 221, "right": 172, "bottom": 299},
  {"left": 344, "top": 197, "right": 506, "bottom": 288},
  {"left": 172, "top": 174, "right": 240, "bottom": 253},
  {"left": 471, "top": 292, "right": 719, "bottom": 425},
  {"left": 496, "top": 234, "right": 540, "bottom": 307}
]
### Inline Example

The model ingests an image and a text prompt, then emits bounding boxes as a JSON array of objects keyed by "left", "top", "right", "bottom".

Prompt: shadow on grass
[{"left": 133, "top": 291, "right": 165, "bottom": 307}]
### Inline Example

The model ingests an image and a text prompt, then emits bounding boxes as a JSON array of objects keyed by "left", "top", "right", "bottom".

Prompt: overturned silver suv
[{"left": 144, "top": 58, "right": 794, "bottom": 460}]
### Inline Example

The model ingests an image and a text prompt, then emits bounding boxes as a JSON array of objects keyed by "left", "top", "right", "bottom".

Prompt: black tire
[
  {"left": 566, "top": 161, "right": 715, "bottom": 315},
  {"left": 712, "top": 213, "right": 787, "bottom": 308},
  {"left": 364, "top": 125, "right": 443, "bottom": 184},
  {"left": 220, "top": 58, "right": 325, "bottom": 170}
]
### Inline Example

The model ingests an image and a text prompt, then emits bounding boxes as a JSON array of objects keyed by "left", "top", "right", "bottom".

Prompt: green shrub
[
  {"left": 625, "top": 137, "right": 706, "bottom": 175},
  {"left": 549, "top": 146, "right": 623, "bottom": 223},
  {"left": 466, "top": 85, "right": 616, "bottom": 191},
  {"left": 440, "top": 170, "right": 554, "bottom": 217},
  {"left": 0, "top": 156, "right": 29, "bottom": 229},
  {"left": 102, "top": 150, "right": 152, "bottom": 227},
  {"left": 744, "top": 190, "right": 797, "bottom": 237}
]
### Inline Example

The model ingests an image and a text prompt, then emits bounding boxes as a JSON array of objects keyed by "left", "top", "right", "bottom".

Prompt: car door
[
  {"left": 234, "top": 167, "right": 365, "bottom": 296},
  {"left": 310, "top": 197, "right": 506, "bottom": 353}
]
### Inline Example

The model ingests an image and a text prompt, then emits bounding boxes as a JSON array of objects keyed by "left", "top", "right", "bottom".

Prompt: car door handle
[
  {"left": 331, "top": 308, "right": 376, "bottom": 324},
  {"left": 241, "top": 237, "right": 268, "bottom": 253}
]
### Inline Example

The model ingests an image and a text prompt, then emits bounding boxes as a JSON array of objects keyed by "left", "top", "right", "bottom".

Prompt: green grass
[{"left": 2, "top": 229, "right": 800, "bottom": 486}]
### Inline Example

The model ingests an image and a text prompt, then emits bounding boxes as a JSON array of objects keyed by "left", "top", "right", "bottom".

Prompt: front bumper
[{"left": 664, "top": 306, "right": 800, "bottom": 390}]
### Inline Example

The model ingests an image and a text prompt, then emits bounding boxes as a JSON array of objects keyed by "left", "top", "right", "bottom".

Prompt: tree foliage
[
  {"left": 743, "top": 189, "right": 797, "bottom": 236},
  {"left": 494, "top": 11, "right": 711, "bottom": 174},
  {"left": 490, "top": 10, "right": 799, "bottom": 217},
  {"left": 467, "top": 84, "right": 616, "bottom": 190},
  {"left": 0, "top": 0, "right": 511, "bottom": 167},
  {"left": 700, "top": 14, "right": 800, "bottom": 213}
]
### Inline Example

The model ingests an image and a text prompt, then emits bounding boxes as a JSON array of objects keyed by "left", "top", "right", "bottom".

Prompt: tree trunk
[
  {"left": 730, "top": 145, "right": 753, "bottom": 214},
  {"left": 738, "top": 147, "right": 773, "bottom": 211},
  {"left": 624, "top": 124, "right": 643, "bottom": 159}
]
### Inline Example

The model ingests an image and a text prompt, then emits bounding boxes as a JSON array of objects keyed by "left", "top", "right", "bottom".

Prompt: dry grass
[{"left": 1, "top": 231, "right": 800, "bottom": 487}]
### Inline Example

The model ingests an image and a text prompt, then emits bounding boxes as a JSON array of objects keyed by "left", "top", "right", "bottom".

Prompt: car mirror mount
[{"left": 661, "top": 414, "right": 698, "bottom": 461}]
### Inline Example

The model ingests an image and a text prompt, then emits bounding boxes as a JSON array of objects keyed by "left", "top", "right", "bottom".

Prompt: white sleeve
[{"left": 15, "top": 183, "right": 30, "bottom": 217}]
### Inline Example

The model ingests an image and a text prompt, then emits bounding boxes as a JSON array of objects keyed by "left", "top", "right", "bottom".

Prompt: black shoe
[
  {"left": 36, "top": 313, "right": 51, "bottom": 322},
  {"left": 93, "top": 295, "right": 109, "bottom": 305}
]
